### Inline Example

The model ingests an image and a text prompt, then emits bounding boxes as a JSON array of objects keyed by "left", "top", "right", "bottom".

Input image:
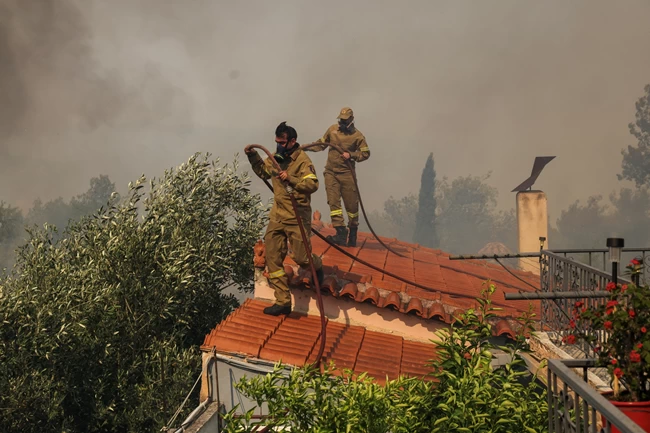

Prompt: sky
[{"left": 2, "top": 0, "right": 650, "bottom": 223}]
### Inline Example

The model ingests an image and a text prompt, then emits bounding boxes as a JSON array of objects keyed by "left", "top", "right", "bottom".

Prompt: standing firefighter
[
  {"left": 308, "top": 107, "right": 370, "bottom": 247},
  {"left": 245, "top": 122, "right": 324, "bottom": 316}
]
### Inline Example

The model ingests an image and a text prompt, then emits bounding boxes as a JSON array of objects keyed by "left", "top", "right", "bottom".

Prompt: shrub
[{"left": 0, "top": 153, "right": 266, "bottom": 433}]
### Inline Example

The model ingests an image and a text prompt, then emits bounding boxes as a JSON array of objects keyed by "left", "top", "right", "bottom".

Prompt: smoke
[
  {"left": 1, "top": 0, "right": 650, "bottom": 223},
  {"left": 0, "top": 0, "right": 193, "bottom": 208}
]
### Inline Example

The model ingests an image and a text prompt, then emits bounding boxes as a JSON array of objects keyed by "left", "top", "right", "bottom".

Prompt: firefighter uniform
[
  {"left": 247, "top": 147, "right": 323, "bottom": 307},
  {"left": 309, "top": 107, "right": 370, "bottom": 246}
]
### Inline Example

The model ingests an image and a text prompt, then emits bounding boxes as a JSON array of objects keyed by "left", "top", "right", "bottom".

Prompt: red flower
[
  {"left": 565, "top": 335, "right": 576, "bottom": 345},
  {"left": 569, "top": 319, "right": 576, "bottom": 329},
  {"left": 604, "top": 321, "right": 613, "bottom": 330},
  {"left": 631, "top": 259, "right": 641, "bottom": 266},
  {"left": 630, "top": 351, "right": 641, "bottom": 363},
  {"left": 606, "top": 300, "right": 618, "bottom": 315},
  {"left": 637, "top": 343, "right": 643, "bottom": 349},
  {"left": 613, "top": 368, "right": 623, "bottom": 378},
  {"left": 594, "top": 346, "right": 600, "bottom": 353},
  {"left": 611, "top": 358, "right": 618, "bottom": 365},
  {"left": 581, "top": 308, "right": 587, "bottom": 314},
  {"left": 606, "top": 282, "right": 616, "bottom": 292},
  {"left": 629, "top": 309, "right": 636, "bottom": 318},
  {"left": 575, "top": 301, "right": 584, "bottom": 308},
  {"left": 621, "top": 284, "right": 628, "bottom": 293},
  {"left": 642, "top": 327, "right": 648, "bottom": 333}
]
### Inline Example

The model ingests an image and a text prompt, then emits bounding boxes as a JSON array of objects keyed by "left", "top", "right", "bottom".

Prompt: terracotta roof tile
[
  {"left": 248, "top": 219, "right": 539, "bottom": 350},
  {"left": 203, "top": 299, "right": 438, "bottom": 383},
  {"left": 495, "top": 319, "right": 517, "bottom": 339}
]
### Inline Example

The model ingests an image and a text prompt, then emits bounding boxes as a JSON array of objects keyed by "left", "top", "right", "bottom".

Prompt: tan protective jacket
[{"left": 248, "top": 147, "right": 318, "bottom": 225}]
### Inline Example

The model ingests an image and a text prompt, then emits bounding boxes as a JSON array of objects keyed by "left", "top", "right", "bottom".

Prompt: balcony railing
[
  {"left": 548, "top": 359, "right": 646, "bottom": 433},
  {"left": 549, "top": 248, "right": 650, "bottom": 286},
  {"left": 539, "top": 251, "right": 631, "bottom": 354}
]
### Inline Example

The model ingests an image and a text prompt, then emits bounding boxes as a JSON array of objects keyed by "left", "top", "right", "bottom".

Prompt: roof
[
  {"left": 202, "top": 218, "right": 541, "bottom": 384},
  {"left": 478, "top": 242, "right": 514, "bottom": 256},
  {"left": 201, "top": 299, "right": 436, "bottom": 384},
  {"left": 261, "top": 217, "right": 541, "bottom": 336}
]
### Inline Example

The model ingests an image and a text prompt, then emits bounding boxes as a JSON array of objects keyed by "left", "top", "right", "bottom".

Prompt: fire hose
[
  {"left": 247, "top": 143, "right": 514, "bottom": 309},
  {"left": 242, "top": 141, "right": 535, "bottom": 432},
  {"left": 244, "top": 144, "right": 327, "bottom": 368}
]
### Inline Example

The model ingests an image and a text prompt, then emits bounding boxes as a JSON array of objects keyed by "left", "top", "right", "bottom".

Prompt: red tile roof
[
  {"left": 202, "top": 299, "right": 437, "bottom": 384},
  {"left": 259, "top": 220, "right": 541, "bottom": 338},
  {"left": 202, "top": 220, "right": 541, "bottom": 383}
]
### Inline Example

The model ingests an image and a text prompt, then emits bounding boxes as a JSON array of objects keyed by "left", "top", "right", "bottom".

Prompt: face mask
[
  {"left": 274, "top": 140, "right": 293, "bottom": 162},
  {"left": 339, "top": 118, "right": 354, "bottom": 131},
  {"left": 276, "top": 142, "right": 288, "bottom": 155}
]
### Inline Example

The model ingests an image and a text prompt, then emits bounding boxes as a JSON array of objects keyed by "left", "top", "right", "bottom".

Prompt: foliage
[
  {"left": 436, "top": 173, "right": 517, "bottom": 253},
  {"left": 363, "top": 172, "right": 517, "bottom": 254},
  {"left": 26, "top": 175, "right": 118, "bottom": 235},
  {"left": 413, "top": 153, "right": 439, "bottom": 248},
  {"left": 569, "top": 267, "right": 650, "bottom": 402},
  {"left": 0, "top": 202, "right": 24, "bottom": 272},
  {"left": 427, "top": 282, "right": 547, "bottom": 432},
  {"left": 620, "top": 84, "right": 650, "bottom": 187},
  {"left": 1, "top": 176, "right": 118, "bottom": 271},
  {"left": 222, "top": 363, "right": 403, "bottom": 433},
  {"left": 553, "top": 188, "right": 650, "bottom": 251},
  {"left": 220, "top": 283, "right": 547, "bottom": 433},
  {"left": 0, "top": 153, "right": 266, "bottom": 433},
  {"left": 358, "top": 194, "right": 418, "bottom": 242}
]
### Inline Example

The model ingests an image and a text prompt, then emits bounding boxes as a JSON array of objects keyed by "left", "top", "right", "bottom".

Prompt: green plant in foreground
[
  {"left": 222, "top": 282, "right": 548, "bottom": 433},
  {"left": 428, "top": 282, "right": 547, "bottom": 433}
]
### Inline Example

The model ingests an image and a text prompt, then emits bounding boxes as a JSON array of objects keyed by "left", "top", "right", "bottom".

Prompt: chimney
[{"left": 516, "top": 191, "right": 548, "bottom": 274}]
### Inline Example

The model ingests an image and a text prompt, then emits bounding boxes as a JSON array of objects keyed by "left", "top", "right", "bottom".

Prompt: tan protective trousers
[
  {"left": 324, "top": 170, "right": 359, "bottom": 228},
  {"left": 264, "top": 220, "right": 323, "bottom": 306}
]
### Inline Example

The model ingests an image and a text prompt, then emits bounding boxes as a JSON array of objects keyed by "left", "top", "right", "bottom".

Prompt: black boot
[
  {"left": 347, "top": 226, "right": 358, "bottom": 247},
  {"left": 263, "top": 304, "right": 291, "bottom": 316},
  {"left": 326, "top": 226, "right": 348, "bottom": 246}
]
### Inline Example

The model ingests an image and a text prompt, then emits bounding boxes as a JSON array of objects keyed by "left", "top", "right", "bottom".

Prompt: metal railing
[
  {"left": 548, "top": 359, "right": 646, "bottom": 433},
  {"left": 550, "top": 248, "right": 650, "bottom": 286},
  {"left": 539, "top": 251, "right": 631, "bottom": 353}
]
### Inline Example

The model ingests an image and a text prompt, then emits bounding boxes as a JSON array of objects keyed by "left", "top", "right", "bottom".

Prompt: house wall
[
  {"left": 253, "top": 271, "right": 446, "bottom": 343},
  {"left": 516, "top": 191, "right": 548, "bottom": 274},
  {"left": 194, "top": 354, "right": 284, "bottom": 433}
]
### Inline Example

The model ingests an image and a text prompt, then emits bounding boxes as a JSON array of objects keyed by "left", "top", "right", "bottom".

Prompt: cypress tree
[{"left": 413, "top": 153, "right": 438, "bottom": 247}]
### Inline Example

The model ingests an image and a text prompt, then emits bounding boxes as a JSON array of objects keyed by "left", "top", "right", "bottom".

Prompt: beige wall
[
  {"left": 254, "top": 270, "right": 445, "bottom": 343},
  {"left": 516, "top": 191, "right": 548, "bottom": 274}
]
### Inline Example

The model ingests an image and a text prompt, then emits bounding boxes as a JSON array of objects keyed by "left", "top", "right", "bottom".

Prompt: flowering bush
[
  {"left": 568, "top": 259, "right": 650, "bottom": 402},
  {"left": 626, "top": 257, "right": 644, "bottom": 285}
]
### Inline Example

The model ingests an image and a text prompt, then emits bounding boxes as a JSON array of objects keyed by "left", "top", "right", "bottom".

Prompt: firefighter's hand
[
  {"left": 277, "top": 171, "right": 289, "bottom": 181},
  {"left": 244, "top": 145, "right": 256, "bottom": 155},
  {"left": 341, "top": 152, "right": 351, "bottom": 160}
]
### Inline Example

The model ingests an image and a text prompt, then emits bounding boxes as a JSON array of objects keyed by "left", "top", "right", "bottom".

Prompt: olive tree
[{"left": 0, "top": 153, "right": 266, "bottom": 433}]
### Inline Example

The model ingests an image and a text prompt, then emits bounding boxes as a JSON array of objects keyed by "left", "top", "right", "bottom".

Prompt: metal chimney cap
[{"left": 606, "top": 238, "right": 625, "bottom": 248}]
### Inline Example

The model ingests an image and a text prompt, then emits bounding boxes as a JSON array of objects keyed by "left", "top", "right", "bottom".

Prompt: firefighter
[
  {"left": 307, "top": 107, "right": 370, "bottom": 247},
  {"left": 245, "top": 121, "right": 324, "bottom": 316}
]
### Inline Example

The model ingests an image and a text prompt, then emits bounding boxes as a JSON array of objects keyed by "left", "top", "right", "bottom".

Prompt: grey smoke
[{"left": 1, "top": 0, "right": 650, "bottom": 224}]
